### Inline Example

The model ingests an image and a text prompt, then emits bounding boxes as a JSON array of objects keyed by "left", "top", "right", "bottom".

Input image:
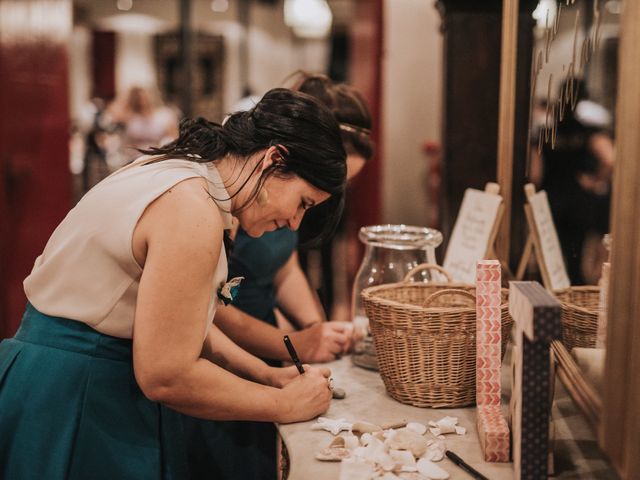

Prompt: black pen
[
  {"left": 283, "top": 335, "right": 305, "bottom": 374},
  {"left": 445, "top": 450, "right": 490, "bottom": 480}
]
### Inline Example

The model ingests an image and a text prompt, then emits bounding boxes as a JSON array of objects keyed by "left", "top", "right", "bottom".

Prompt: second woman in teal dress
[{"left": 182, "top": 73, "right": 374, "bottom": 480}]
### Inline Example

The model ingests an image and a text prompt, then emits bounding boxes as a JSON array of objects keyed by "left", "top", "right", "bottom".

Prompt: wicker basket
[
  {"left": 554, "top": 286, "right": 599, "bottom": 351},
  {"left": 361, "top": 266, "right": 512, "bottom": 408}
]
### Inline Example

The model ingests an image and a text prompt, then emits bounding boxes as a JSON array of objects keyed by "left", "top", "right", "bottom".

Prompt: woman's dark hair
[
  {"left": 291, "top": 72, "right": 374, "bottom": 161},
  {"left": 141, "top": 88, "right": 347, "bottom": 243}
]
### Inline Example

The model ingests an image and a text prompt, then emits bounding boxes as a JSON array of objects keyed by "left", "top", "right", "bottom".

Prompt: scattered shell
[
  {"left": 344, "top": 434, "right": 360, "bottom": 450},
  {"left": 389, "top": 449, "right": 416, "bottom": 470},
  {"left": 360, "top": 433, "right": 379, "bottom": 447},
  {"left": 378, "top": 453, "right": 396, "bottom": 472},
  {"left": 406, "top": 422, "right": 427, "bottom": 435},
  {"left": 353, "top": 421, "right": 383, "bottom": 434},
  {"left": 385, "top": 428, "right": 429, "bottom": 458},
  {"left": 381, "top": 473, "right": 403, "bottom": 480},
  {"left": 381, "top": 420, "right": 408, "bottom": 430},
  {"left": 339, "top": 457, "right": 376, "bottom": 480},
  {"left": 329, "top": 436, "right": 346, "bottom": 448},
  {"left": 311, "top": 417, "right": 353, "bottom": 435},
  {"left": 422, "top": 440, "right": 446, "bottom": 462},
  {"left": 454, "top": 426, "right": 466, "bottom": 435},
  {"left": 416, "top": 458, "right": 450, "bottom": 479},
  {"left": 399, "top": 465, "right": 419, "bottom": 473},
  {"left": 315, "top": 447, "right": 352, "bottom": 462},
  {"left": 398, "top": 472, "right": 429, "bottom": 480}
]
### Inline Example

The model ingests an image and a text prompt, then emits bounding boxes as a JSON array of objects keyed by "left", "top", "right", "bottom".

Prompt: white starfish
[{"left": 311, "top": 417, "right": 353, "bottom": 436}]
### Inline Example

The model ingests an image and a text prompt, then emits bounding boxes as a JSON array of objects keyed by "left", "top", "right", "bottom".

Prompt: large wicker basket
[
  {"left": 361, "top": 270, "right": 512, "bottom": 408},
  {"left": 553, "top": 286, "right": 599, "bottom": 351}
]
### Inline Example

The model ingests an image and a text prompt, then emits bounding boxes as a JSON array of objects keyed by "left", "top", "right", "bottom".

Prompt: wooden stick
[
  {"left": 515, "top": 234, "right": 534, "bottom": 280},
  {"left": 495, "top": 0, "right": 520, "bottom": 265}
]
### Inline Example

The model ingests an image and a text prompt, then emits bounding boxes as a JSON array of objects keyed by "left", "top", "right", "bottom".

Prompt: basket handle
[
  {"left": 402, "top": 263, "right": 453, "bottom": 283},
  {"left": 422, "top": 288, "right": 477, "bottom": 307}
]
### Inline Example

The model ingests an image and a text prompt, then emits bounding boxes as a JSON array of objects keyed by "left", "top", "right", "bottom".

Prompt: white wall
[
  {"left": 381, "top": 0, "right": 442, "bottom": 226},
  {"left": 69, "top": 25, "right": 92, "bottom": 126},
  {"left": 115, "top": 31, "right": 158, "bottom": 93}
]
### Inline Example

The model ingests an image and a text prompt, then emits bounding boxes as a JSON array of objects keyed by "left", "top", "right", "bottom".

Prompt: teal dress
[
  {"left": 182, "top": 227, "right": 298, "bottom": 480},
  {"left": 0, "top": 304, "right": 187, "bottom": 480}
]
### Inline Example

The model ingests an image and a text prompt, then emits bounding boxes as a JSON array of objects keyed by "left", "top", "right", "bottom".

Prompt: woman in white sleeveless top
[{"left": 0, "top": 88, "right": 346, "bottom": 480}]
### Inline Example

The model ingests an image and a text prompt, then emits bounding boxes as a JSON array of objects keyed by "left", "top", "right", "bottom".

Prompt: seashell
[
  {"left": 385, "top": 428, "right": 429, "bottom": 458},
  {"left": 315, "top": 447, "right": 352, "bottom": 461},
  {"left": 339, "top": 457, "right": 376, "bottom": 480},
  {"left": 397, "top": 472, "right": 429, "bottom": 480},
  {"left": 381, "top": 419, "right": 408, "bottom": 430},
  {"left": 399, "top": 465, "right": 418, "bottom": 472},
  {"left": 343, "top": 434, "right": 360, "bottom": 450},
  {"left": 406, "top": 422, "right": 427, "bottom": 435},
  {"left": 390, "top": 449, "right": 416, "bottom": 469},
  {"left": 381, "top": 473, "right": 403, "bottom": 480},
  {"left": 422, "top": 440, "right": 446, "bottom": 462},
  {"left": 416, "top": 458, "right": 450, "bottom": 479},
  {"left": 353, "top": 421, "right": 383, "bottom": 434},
  {"left": 329, "top": 436, "right": 346, "bottom": 448},
  {"left": 378, "top": 453, "right": 396, "bottom": 472},
  {"left": 311, "top": 417, "right": 352, "bottom": 435}
]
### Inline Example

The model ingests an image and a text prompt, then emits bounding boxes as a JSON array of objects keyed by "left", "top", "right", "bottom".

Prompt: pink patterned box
[
  {"left": 476, "top": 260, "right": 510, "bottom": 462},
  {"left": 476, "top": 260, "right": 502, "bottom": 407},
  {"left": 477, "top": 405, "right": 510, "bottom": 462}
]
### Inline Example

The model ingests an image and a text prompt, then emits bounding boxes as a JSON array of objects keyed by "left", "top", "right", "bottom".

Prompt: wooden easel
[
  {"left": 483, "top": 182, "right": 506, "bottom": 261},
  {"left": 515, "top": 183, "right": 570, "bottom": 291}
]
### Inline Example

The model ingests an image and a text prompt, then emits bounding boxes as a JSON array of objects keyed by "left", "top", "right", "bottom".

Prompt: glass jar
[{"left": 351, "top": 224, "right": 443, "bottom": 369}]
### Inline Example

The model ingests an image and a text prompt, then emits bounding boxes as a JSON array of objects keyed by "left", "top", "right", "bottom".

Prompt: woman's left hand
[{"left": 265, "top": 365, "right": 302, "bottom": 388}]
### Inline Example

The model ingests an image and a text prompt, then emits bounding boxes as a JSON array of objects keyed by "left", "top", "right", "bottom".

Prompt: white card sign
[
  {"left": 527, "top": 191, "right": 570, "bottom": 290},
  {"left": 443, "top": 188, "right": 503, "bottom": 284}
]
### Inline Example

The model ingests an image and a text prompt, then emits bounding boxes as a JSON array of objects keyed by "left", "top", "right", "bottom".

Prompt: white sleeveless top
[{"left": 24, "top": 156, "right": 233, "bottom": 339}]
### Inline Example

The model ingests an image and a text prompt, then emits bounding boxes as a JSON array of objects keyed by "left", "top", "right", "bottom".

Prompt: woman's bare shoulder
[{"left": 133, "top": 177, "right": 225, "bottom": 267}]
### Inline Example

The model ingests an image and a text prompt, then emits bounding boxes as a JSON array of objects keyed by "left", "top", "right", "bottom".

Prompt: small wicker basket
[
  {"left": 553, "top": 286, "right": 599, "bottom": 351},
  {"left": 361, "top": 265, "right": 512, "bottom": 408}
]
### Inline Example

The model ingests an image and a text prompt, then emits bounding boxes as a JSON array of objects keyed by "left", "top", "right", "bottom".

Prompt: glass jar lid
[{"left": 358, "top": 224, "right": 443, "bottom": 250}]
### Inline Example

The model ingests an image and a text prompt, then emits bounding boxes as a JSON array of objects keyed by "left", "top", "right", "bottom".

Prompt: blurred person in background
[
  {"left": 108, "top": 86, "right": 180, "bottom": 166},
  {"left": 538, "top": 78, "right": 614, "bottom": 284}
]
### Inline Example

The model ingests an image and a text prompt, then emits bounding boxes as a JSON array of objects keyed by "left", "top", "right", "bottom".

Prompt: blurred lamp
[
  {"left": 284, "top": 0, "right": 333, "bottom": 39},
  {"left": 532, "top": 0, "right": 557, "bottom": 29},
  {"left": 117, "top": 0, "right": 133, "bottom": 11},
  {"left": 211, "top": 0, "right": 229, "bottom": 13}
]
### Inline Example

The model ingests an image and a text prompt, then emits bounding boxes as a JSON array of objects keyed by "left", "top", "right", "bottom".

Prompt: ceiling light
[
  {"left": 211, "top": 0, "right": 229, "bottom": 13},
  {"left": 116, "top": 0, "right": 133, "bottom": 11},
  {"left": 284, "top": 0, "right": 333, "bottom": 39}
]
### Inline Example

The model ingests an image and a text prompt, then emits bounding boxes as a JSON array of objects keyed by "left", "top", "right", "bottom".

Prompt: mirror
[{"left": 527, "top": 0, "right": 618, "bottom": 287}]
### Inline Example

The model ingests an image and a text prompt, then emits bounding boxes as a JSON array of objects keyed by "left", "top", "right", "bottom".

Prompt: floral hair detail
[{"left": 217, "top": 277, "right": 244, "bottom": 305}]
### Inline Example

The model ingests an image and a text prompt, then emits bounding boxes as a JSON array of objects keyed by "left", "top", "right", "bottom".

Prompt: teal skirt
[{"left": 0, "top": 304, "right": 187, "bottom": 480}]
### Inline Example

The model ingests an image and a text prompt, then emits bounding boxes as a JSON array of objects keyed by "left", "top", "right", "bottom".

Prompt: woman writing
[
  {"left": 183, "top": 74, "right": 373, "bottom": 480},
  {"left": 0, "top": 88, "right": 346, "bottom": 479}
]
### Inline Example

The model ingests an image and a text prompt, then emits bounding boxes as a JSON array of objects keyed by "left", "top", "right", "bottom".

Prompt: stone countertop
[
  {"left": 276, "top": 354, "right": 617, "bottom": 480},
  {"left": 277, "top": 356, "right": 513, "bottom": 480}
]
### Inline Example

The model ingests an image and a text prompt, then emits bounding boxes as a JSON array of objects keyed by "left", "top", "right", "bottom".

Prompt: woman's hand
[
  {"left": 264, "top": 365, "right": 301, "bottom": 388},
  {"left": 291, "top": 322, "right": 354, "bottom": 363},
  {"left": 276, "top": 365, "right": 332, "bottom": 423}
]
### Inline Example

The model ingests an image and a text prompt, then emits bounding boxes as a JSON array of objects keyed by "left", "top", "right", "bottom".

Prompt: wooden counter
[{"left": 277, "top": 354, "right": 616, "bottom": 480}]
